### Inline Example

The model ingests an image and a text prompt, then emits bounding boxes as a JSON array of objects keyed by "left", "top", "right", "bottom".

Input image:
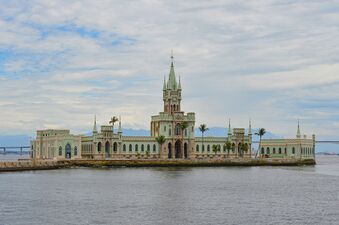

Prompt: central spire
[{"left": 167, "top": 51, "right": 177, "bottom": 90}]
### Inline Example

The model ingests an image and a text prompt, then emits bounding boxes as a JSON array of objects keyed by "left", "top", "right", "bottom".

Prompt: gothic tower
[
  {"left": 151, "top": 54, "right": 196, "bottom": 159},
  {"left": 163, "top": 54, "right": 182, "bottom": 114}
]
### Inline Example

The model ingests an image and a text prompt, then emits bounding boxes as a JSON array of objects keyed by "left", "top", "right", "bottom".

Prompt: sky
[{"left": 0, "top": 0, "right": 339, "bottom": 140}]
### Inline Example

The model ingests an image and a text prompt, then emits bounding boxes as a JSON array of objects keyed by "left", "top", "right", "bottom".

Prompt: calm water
[{"left": 0, "top": 156, "right": 338, "bottom": 225}]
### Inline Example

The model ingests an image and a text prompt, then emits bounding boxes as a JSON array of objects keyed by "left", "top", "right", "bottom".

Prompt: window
[
  {"left": 223, "top": 145, "right": 226, "bottom": 152},
  {"left": 153, "top": 144, "right": 156, "bottom": 152},
  {"left": 164, "top": 126, "right": 166, "bottom": 131},
  {"left": 175, "top": 124, "right": 181, "bottom": 136},
  {"left": 147, "top": 144, "right": 150, "bottom": 151},
  {"left": 292, "top": 147, "right": 295, "bottom": 154},
  {"left": 123, "top": 144, "right": 126, "bottom": 152},
  {"left": 285, "top": 148, "right": 287, "bottom": 154},
  {"left": 202, "top": 145, "right": 205, "bottom": 152},
  {"left": 207, "top": 145, "right": 210, "bottom": 152},
  {"left": 169, "top": 129, "right": 171, "bottom": 136},
  {"left": 267, "top": 147, "right": 270, "bottom": 154},
  {"left": 196, "top": 145, "right": 199, "bottom": 152},
  {"left": 141, "top": 144, "right": 144, "bottom": 152},
  {"left": 59, "top": 146, "right": 62, "bottom": 156},
  {"left": 74, "top": 146, "right": 77, "bottom": 156},
  {"left": 192, "top": 126, "right": 194, "bottom": 132},
  {"left": 273, "top": 148, "right": 276, "bottom": 154},
  {"left": 279, "top": 148, "right": 282, "bottom": 154},
  {"left": 261, "top": 147, "right": 264, "bottom": 154},
  {"left": 135, "top": 144, "right": 138, "bottom": 152},
  {"left": 129, "top": 144, "right": 132, "bottom": 152},
  {"left": 185, "top": 129, "right": 187, "bottom": 137}
]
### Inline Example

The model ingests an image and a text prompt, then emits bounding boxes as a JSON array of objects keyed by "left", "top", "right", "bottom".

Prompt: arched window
[
  {"left": 141, "top": 144, "right": 144, "bottom": 152},
  {"left": 223, "top": 145, "right": 226, "bottom": 152},
  {"left": 267, "top": 147, "right": 270, "bottom": 154},
  {"left": 279, "top": 148, "right": 282, "bottom": 154},
  {"left": 147, "top": 144, "right": 150, "bottom": 151},
  {"left": 175, "top": 124, "right": 181, "bottom": 136},
  {"left": 292, "top": 147, "right": 295, "bottom": 154},
  {"left": 74, "top": 146, "right": 78, "bottom": 156},
  {"left": 202, "top": 145, "right": 205, "bottom": 152},
  {"left": 261, "top": 147, "right": 264, "bottom": 154},
  {"left": 164, "top": 126, "right": 166, "bottom": 131},
  {"left": 135, "top": 144, "right": 138, "bottom": 152},
  {"left": 59, "top": 146, "right": 62, "bottom": 156},
  {"left": 207, "top": 145, "right": 210, "bottom": 152},
  {"left": 273, "top": 148, "right": 276, "bottom": 154},
  {"left": 169, "top": 128, "right": 171, "bottom": 136},
  {"left": 185, "top": 129, "right": 187, "bottom": 137},
  {"left": 232, "top": 143, "right": 235, "bottom": 152},
  {"left": 153, "top": 144, "right": 156, "bottom": 152},
  {"left": 129, "top": 144, "right": 132, "bottom": 152},
  {"left": 196, "top": 145, "right": 199, "bottom": 152},
  {"left": 97, "top": 142, "right": 102, "bottom": 153},
  {"left": 285, "top": 148, "right": 287, "bottom": 154},
  {"left": 123, "top": 144, "right": 126, "bottom": 152}
]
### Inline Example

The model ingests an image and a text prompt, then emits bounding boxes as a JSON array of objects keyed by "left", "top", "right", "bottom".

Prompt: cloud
[{"left": 0, "top": 0, "right": 338, "bottom": 141}]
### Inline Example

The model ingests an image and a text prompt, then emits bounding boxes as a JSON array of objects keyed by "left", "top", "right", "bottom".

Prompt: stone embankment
[{"left": 0, "top": 158, "right": 316, "bottom": 172}]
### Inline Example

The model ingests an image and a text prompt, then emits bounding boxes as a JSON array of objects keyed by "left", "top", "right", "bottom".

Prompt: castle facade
[{"left": 30, "top": 56, "right": 315, "bottom": 161}]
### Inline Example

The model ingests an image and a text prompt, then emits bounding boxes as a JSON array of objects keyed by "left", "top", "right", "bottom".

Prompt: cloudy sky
[{"left": 0, "top": 0, "right": 338, "bottom": 140}]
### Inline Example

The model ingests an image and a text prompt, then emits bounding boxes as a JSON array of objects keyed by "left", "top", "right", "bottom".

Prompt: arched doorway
[
  {"left": 97, "top": 142, "right": 102, "bottom": 153},
  {"left": 175, "top": 140, "right": 182, "bottom": 158},
  {"left": 65, "top": 143, "right": 71, "bottom": 159},
  {"left": 113, "top": 142, "right": 117, "bottom": 152},
  {"left": 168, "top": 143, "right": 172, "bottom": 159},
  {"left": 105, "top": 141, "right": 110, "bottom": 158},
  {"left": 184, "top": 143, "right": 188, "bottom": 158}
]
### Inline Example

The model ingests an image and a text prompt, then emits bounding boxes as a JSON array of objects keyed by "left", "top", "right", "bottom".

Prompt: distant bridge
[{"left": 0, "top": 146, "right": 30, "bottom": 155}]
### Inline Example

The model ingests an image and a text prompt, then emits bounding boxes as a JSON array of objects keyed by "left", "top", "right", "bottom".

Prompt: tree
[
  {"left": 109, "top": 116, "right": 119, "bottom": 133},
  {"left": 225, "top": 141, "right": 232, "bottom": 157},
  {"left": 146, "top": 149, "right": 150, "bottom": 158},
  {"left": 255, "top": 128, "right": 266, "bottom": 158},
  {"left": 212, "top": 145, "right": 220, "bottom": 156},
  {"left": 239, "top": 143, "right": 248, "bottom": 158},
  {"left": 155, "top": 135, "right": 166, "bottom": 157},
  {"left": 199, "top": 124, "right": 209, "bottom": 152},
  {"left": 180, "top": 122, "right": 189, "bottom": 158}
]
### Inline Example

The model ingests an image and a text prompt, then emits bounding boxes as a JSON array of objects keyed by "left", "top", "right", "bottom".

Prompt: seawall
[{"left": 0, "top": 158, "right": 316, "bottom": 172}]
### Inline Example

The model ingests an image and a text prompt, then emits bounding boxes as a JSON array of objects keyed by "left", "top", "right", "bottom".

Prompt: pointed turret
[
  {"left": 93, "top": 115, "right": 97, "bottom": 135},
  {"left": 296, "top": 120, "right": 301, "bottom": 139},
  {"left": 118, "top": 115, "right": 122, "bottom": 134},
  {"left": 167, "top": 53, "right": 177, "bottom": 90},
  {"left": 178, "top": 75, "right": 181, "bottom": 90},
  {"left": 163, "top": 76, "right": 167, "bottom": 90},
  {"left": 228, "top": 118, "right": 232, "bottom": 136}
]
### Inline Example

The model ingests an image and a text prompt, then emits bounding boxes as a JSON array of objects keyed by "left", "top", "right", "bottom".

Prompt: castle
[{"left": 30, "top": 56, "right": 315, "bottom": 161}]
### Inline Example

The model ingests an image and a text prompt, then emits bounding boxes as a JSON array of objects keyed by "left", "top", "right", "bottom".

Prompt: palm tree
[
  {"left": 109, "top": 116, "right": 119, "bottom": 133},
  {"left": 180, "top": 122, "right": 189, "bottom": 158},
  {"left": 199, "top": 124, "right": 209, "bottom": 152},
  {"left": 155, "top": 135, "right": 166, "bottom": 157},
  {"left": 255, "top": 128, "right": 266, "bottom": 158},
  {"left": 225, "top": 140, "right": 231, "bottom": 158}
]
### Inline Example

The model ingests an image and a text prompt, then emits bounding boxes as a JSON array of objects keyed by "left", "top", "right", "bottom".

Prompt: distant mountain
[{"left": 0, "top": 135, "right": 31, "bottom": 147}]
